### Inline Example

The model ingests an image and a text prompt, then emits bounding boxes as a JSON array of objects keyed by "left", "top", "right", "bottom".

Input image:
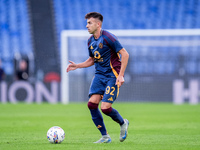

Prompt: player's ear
[
  {"left": 97, "top": 20, "right": 101, "bottom": 27},
  {"left": 99, "top": 22, "right": 102, "bottom": 27}
]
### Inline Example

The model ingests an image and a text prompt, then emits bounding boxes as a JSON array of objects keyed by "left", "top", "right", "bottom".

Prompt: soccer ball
[{"left": 47, "top": 126, "right": 65, "bottom": 144}]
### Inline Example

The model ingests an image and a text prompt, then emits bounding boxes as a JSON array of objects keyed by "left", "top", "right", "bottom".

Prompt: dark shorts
[{"left": 89, "top": 76, "right": 119, "bottom": 103}]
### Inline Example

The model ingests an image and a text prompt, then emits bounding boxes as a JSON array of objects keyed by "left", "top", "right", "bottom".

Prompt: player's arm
[
  {"left": 116, "top": 48, "right": 129, "bottom": 87},
  {"left": 66, "top": 57, "right": 94, "bottom": 72}
]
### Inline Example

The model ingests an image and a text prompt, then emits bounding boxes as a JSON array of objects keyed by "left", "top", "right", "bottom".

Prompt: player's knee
[
  {"left": 87, "top": 101, "right": 99, "bottom": 110},
  {"left": 101, "top": 107, "right": 112, "bottom": 115}
]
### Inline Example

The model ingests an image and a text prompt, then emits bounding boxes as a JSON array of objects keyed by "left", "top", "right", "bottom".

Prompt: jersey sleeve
[
  {"left": 103, "top": 31, "right": 123, "bottom": 53},
  {"left": 88, "top": 47, "right": 93, "bottom": 57}
]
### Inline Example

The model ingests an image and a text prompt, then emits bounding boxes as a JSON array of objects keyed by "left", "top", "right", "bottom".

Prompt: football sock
[
  {"left": 87, "top": 102, "right": 107, "bottom": 135},
  {"left": 101, "top": 107, "right": 124, "bottom": 125}
]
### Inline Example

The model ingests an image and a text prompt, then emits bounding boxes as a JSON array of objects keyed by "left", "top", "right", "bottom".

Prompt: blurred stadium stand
[
  {"left": 0, "top": 0, "right": 33, "bottom": 77},
  {"left": 0, "top": 0, "right": 199, "bottom": 82},
  {"left": 1, "top": 0, "right": 199, "bottom": 77},
  {"left": 53, "top": 0, "right": 200, "bottom": 30}
]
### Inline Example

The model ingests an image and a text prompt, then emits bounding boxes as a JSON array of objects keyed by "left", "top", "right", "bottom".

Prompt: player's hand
[
  {"left": 66, "top": 61, "right": 78, "bottom": 72},
  {"left": 115, "top": 75, "right": 124, "bottom": 88}
]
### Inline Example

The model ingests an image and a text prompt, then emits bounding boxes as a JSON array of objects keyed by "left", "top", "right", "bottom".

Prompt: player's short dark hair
[{"left": 85, "top": 12, "right": 103, "bottom": 22}]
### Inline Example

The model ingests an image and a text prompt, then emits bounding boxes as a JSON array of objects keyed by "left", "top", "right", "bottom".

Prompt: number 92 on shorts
[{"left": 89, "top": 76, "right": 119, "bottom": 103}]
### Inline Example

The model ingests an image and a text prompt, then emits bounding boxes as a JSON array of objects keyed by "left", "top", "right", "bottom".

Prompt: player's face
[{"left": 86, "top": 18, "right": 100, "bottom": 34}]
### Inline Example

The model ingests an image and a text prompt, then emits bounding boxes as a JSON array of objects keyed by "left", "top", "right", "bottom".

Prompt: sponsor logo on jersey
[
  {"left": 94, "top": 51, "right": 101, "bottom": 59},
  {"left": 94, "top": 51, "right": 103, "bottom": 62}
]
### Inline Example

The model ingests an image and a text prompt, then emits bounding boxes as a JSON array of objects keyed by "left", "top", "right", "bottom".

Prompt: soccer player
[{"left": 67, "top": 12, "right": 129, "bottom": 143}]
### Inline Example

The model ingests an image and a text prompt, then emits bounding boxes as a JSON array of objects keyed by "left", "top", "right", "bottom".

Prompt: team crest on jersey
[{"left": 99, "top": 43, "right": 103, "bottom": 49}]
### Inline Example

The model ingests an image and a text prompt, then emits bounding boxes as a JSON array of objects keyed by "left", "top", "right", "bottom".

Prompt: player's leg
[
  {"left": 88, "top": 94, "right": 107, "bottom": 135},
  {"left": 101, "top": 78, "right": 129, "bottom": 142},
  {"left": 87, "top": 77, "right": 111, "bottom": 143},
  {"left": 101, "top": 102, "right": 124, "bottom": 126},
  {"left": 100, "top": 78, "right": 124, "bottom": 125},
  {"left": 88, "top": 95, "right": 111, "bottom": 143},
  {"left": 101, "top": 102, "right": 129, "bottom": 142}
]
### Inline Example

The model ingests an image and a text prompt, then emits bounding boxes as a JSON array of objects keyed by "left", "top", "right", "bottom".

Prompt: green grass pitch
[{"left": 0, "top": 102, "right": 200, "bottom": 150}]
